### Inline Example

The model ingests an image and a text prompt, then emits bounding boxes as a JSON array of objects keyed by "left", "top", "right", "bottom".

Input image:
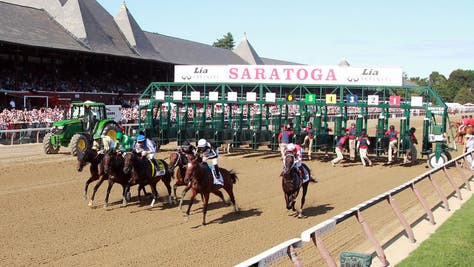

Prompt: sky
[{"left": 97, "top": 0, "right": 473, "bottom": 79}]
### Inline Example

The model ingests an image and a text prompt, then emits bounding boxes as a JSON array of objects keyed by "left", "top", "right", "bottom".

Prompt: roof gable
[{"left": 233, "top": 33, "right": 264, "bottom": 65}]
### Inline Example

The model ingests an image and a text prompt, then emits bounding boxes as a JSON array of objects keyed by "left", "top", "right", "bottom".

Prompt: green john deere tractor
[{"left": 43, "top": 101, "right": 121, "bottom": 156}]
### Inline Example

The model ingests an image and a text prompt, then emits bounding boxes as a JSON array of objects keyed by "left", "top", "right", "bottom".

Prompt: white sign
[
  {"left": 265, "top": 92, "right": 276, "bottom": 103},
  {"left": 411, "top": 96, "right": 423, "bottom": 107},
  {"left": 173, "top": 91, "right": 182, "bottom": 101},
  {"left": 105, "top": 105, "right": 123, "bottom": 122},
  {"left": 209, "top": 91, "right": 219, "bottom": 101},
  {"left": 227, "top": 91, "right": 238, "bottom": 101},
  {"left": 368, "top": 95, "right": 379, "bottom": 105},
  {"left": 190, "top": 91, "right": 200, "bottom": 101},
  {"left": 175, "top": 65, "right": 403, "bottom": 86},
  {"left": 246, "top": 92, "right": 257, "bottom": 102},
  {"left": 155, "top": 91, "right": 165, "bottom": 100}
]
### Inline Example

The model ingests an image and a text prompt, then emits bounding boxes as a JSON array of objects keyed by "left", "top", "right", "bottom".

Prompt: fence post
[
  {"left": 455, "top": 160, "right": 471, "bottom": 191},
  {"left": 428, "top": 174, "right": 450, "bottom": 211},
  {"left": 310, "top": 232, "right": 337, "bottom": 267},
  {"left": 443, "top": 166, "right": 462, "bottom": 200},
  {"left": 387, "top": 195, "right": 416, "bottom": 243},
  {"left": 356, "top": 211, "right": 387, "bottom": 266},
  {"left": 411, "top": 183, "right": 435, "bottom": 225}
]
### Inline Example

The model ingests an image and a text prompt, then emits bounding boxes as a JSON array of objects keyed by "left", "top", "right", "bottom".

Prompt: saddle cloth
[
  {"left": 206, "top": 164, "right": 223, "bottom": 186},
  {"left": 148, "top": 159, "right": 166, "bottom": 177}
]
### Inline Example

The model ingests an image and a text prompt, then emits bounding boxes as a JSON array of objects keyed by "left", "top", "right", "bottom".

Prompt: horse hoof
[
  {"left": 88, "top": 201, "right": 93, "bottom": 207},
  {"left": 298, "top": 213, "right": 303, "bottom": 218},
  {"left": 184, "top": 215, "right": 189, "bottom": 221},
  {"left": 103, "top": 203, "right": 108, "bottom": 208}
]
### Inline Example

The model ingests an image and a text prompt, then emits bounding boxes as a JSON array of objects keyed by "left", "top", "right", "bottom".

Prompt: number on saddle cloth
[{"left": 150, "top": 159, "right": 166, "bottom": 177}]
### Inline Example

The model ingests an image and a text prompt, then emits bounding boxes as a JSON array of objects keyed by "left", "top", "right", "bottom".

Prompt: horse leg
[
  {"left": 104, "top": 180, "right": 114, "bottom": 208},
  {"left": 185, "top": 189, "right": 197, "bottom": 221},
  {"left": 173, "top": 183, "right": 179, "bottom": 200},
  {"left": 121, "top": 185, "right": 128, "bottom": 206},
  {"left": 162, "top": 176, "right": 173, "bottom": 205},
  {"left": 202, "top": 193, "right": 210, "bottom": 225},
  {"left": 150, "top": 182, "right": 159, "bottom": 207},
  {"left": 178, "top": 187, "right": 190, "bottom": 211},
  {"left": 212, "top": 190, "right": 228, "bottom": 205},
  {"left": 223, "top": 184, "right": 239, "bottom": 212},
  {"left": 83, "top": 176, "right": 96, "bottom": 200},
  {"left": 89, "top": 176, "right": 105, "bottom": 207},
  {"left": 298, "top": 182, "right": 309, "bottom": 218}
]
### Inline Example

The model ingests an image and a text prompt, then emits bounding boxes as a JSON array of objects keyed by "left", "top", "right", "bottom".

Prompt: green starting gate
[{"left": 137, "top": 82, "right": 455, "bottom": 168}]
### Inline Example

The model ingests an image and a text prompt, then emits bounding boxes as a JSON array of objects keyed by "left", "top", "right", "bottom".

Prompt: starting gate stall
[{"left": 137, "top": 81, "right": 455, "bottom": 167}]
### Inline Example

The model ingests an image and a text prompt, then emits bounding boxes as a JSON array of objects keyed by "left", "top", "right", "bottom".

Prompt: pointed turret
[{"left": 233, "top": 32, "right": 264, "bottom": 65}]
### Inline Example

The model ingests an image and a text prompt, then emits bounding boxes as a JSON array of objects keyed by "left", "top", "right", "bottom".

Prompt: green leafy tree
[
  {"left": 409, "top": 77, "right": 428, "bottom": 86},
  {"left": 212, "top": 32, "right": 234, "bottom": 50},
  {"left": 446, "top": 70, "right": 474, "bottom": 102},
  {"left": 453, "top": 87, "right": 474, "bottom": 104},
  {"left": 428, "top": 72, "right": 449, "bottom": 101}
]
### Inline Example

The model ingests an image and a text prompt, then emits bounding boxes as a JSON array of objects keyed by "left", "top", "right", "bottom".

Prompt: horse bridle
[{"left": 170, "top": 151, "right": 182, "bottom": 170}]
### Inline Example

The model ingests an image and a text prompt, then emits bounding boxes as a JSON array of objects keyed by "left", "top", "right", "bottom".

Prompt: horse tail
[{"left": 228, "top": 169, "right": 238, "bottom": 184}]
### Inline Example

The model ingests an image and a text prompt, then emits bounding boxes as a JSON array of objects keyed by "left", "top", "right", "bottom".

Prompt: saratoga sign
[{"left": 174, "top": 65, "right": 403, "bottom": 86}]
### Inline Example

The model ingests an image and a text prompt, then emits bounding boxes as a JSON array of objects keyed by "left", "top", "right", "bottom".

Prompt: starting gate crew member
[
  {"left": 133, "top": 134, "right": 156, "bottom": 160},
  {"left": 385, "top": 125, "right": 399, "bottom": 163},
  {"left": 405, "top": 127, "right": 418, "bottom": 164},
  {"left": 92, "top": 133, "right": 115, "bottom": 153},
  {"left": 357, "top": 130, "right": 372, "bottom": 167},
  {"left": 331, "top": 132, "right": 348, "bottom": 167},
  {"left": 302, "top": 123, "right": 314, "bottom": 160},
  {"left": 278, "top": 125, "right": 293, "bottom": 158},
  {"left": 115, "top": 131, "right": 134, "bottom": 152},
  {"left": 347, "top": 122, "right": 357, "bottom": 161},
  {"left": 197, "top": 138, "right": 220, "bottom": 180}
]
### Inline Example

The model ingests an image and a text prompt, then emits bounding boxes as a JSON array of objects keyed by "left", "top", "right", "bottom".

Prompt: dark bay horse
[
  {"left": 123, "top": 151, "right": 173, "bottom": 207},
  {"left": 76, "top": 148, "right": 107, "bottom": 206},
  {"left": 183, "top": 155, "right": 239, "bottom": 225},
  {"left": 169, "top": 150, "right": 198, "bottom": 210},
  {"left": 102, "top": 151, "right": 148, "bottom": 208},
  {"left": 281, "top": 154, "right": 311, "bottom": 218}
]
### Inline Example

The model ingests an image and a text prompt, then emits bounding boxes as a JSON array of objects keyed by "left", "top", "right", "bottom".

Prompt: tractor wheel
[
  {"left": 43, "top": 133, "right": 60, "bottom": 154},
  {"left": 101, "top": 123, "right": 120, "bottom": 141},
  {"left": 70, "top": 133, "right": 89, "bottom": 156},
  {"left": 427, "top": 153, "right": 448, "bottom": 169}
]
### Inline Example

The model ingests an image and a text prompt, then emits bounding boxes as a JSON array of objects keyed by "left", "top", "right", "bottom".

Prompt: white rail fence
[{"left": 236, "top": 152, "right": 473, "bottom": 267}]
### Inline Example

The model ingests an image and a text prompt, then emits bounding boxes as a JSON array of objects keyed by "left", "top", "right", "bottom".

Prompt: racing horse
[
  {"left": 280, "top": 153, "right": 311, "bottom": 218},
  {"left": 122, "top": 151, "right": 173, "bottom": 207},
  {"left": 183, "top": 155, "right": 239, "bottom": 225},
  {"left": 102, "top": 150, "right": 148, "bottom": 208},
  {"left": 76, "top": 148, "right": 107, "bottom": 206},
  {"left": 168, "top": 149, "right": 194, "bottom": 210}
]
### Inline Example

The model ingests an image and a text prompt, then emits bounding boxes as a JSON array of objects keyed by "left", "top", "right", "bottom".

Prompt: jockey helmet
[
  {"left": 115, "top": 131, "right": 123, "bottom": 140},
  {"left": 410, "top": 127, "right": 416, "bottom": 132},
  {"left": 287, "top": 143, "right": 296, "bottom": 151},
  {"left": 197, "top": 139, "right": 207, "bottom": 148},
  {"left": 137, "top": 134, "right": 146, "bottom": 142},
  {"left": 390, "top": 125, "right": 395, "bottom": 130}
]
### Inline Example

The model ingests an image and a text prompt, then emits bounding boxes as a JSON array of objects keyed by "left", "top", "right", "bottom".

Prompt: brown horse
[
  {"left": 122, "top": 151, "right": 173, "bottom": 207},
  {"left": 168, "top": 150, "right": 190, "bottom": 203},
  {"left": 453, "top": 122, "right": 474, "bottom": 144},
  {"left": 183, "top": 155, "right": 239, "bottom": 225},
  {"left": 281, "top": 154, "right": 311, "bottom": 218}
]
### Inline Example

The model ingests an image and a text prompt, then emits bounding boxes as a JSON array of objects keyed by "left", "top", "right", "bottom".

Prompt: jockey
[
  {"left": 115, "top": 131, "right": 134, "bottom": 152},
  {"left": 132, "top": 134, "right": 156, "bottom": 160},
  {"left": 284, "top": 143, "right": 305, "bottom": 186},
  {"left": 196, "top": 138, "right": 220, "bottom": 179},
  {"left": 180, "top": 140, "right": 196, "bottom": 155},
  {"left": 92, "top": 133, "right": 115, "bottom": 154}
]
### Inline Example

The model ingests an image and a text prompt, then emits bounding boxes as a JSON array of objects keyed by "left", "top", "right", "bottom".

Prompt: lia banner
[{"left": 174, "top": 65, "right": 403, "bottom": 86}]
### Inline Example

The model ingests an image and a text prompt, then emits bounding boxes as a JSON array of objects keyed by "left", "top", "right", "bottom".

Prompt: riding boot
[{"left": 213, "top": 164, "right": 220, "bottom": 179}]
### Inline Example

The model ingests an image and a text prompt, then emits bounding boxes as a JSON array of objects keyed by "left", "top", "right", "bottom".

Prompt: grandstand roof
[
  {"left": 0, "top": 0, "right": 298, "bottom": 66},
  {"left": 145, "top": 32, "right": 248, "bottom": 65},
  {"left": 114, "top": 2, "right": 165, "bottom": 60},
  {"left": 233, "top": 33, "right": 264, "bottom": 65},
  {"left": 0, "top": 1, "right": 88, "bottom": 51}
]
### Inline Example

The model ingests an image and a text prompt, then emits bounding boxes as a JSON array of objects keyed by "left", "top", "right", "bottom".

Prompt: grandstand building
[{"left": 0, "top": 0, "right": 298, "bottom": 109}]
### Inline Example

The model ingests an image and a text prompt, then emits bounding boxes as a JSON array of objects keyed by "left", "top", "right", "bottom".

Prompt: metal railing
[{"left": 236, "top": 151, "right": 473, "bottom": 266}]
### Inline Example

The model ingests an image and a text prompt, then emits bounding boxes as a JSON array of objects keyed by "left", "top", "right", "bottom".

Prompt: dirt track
[{"left": 0, "top": 117, "right": 469, "bottom": 266}]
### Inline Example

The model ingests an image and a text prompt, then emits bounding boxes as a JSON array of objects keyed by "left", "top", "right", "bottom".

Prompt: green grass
[{"left": 396, "top": 195, "right": 474, "bottom": 267}]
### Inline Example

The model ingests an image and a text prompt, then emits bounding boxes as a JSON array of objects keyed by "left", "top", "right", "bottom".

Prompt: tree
[
  {"left": 428, "top": 72, "right": 449, "bottom": 101},
  {"left": 453, "top": 87, "right": 474, "bottom": 104},
  {"left": 212, "top": 32, "right": 234, "bottom": 50},
  {"left": 446, "top": 70, "right": 474, "bottom": 102}
]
